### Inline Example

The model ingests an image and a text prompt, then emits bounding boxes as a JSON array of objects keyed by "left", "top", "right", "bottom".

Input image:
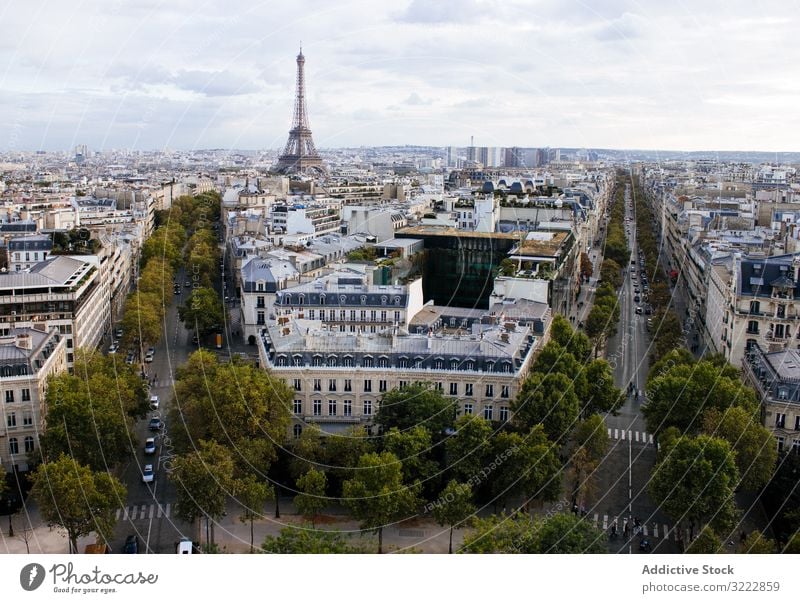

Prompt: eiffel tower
[{"left": 275, "top": 47, "right": 326, "bottom": 174}]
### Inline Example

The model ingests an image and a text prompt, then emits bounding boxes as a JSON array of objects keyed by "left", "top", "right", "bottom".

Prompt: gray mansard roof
[{"left": 274, "top": 272, "right": 407, "bottom": 307}]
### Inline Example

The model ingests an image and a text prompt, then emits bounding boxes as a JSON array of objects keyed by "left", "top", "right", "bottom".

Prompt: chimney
[{"left": 16, "top": 333, "right": 33, "bottom": 350}]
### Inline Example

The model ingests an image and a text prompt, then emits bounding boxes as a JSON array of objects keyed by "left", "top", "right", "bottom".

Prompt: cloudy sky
[{"left": 1, "top": 0, "right": 798, "bottom": 152}]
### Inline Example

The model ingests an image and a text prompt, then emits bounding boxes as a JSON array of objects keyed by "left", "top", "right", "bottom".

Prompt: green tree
[
  {"left": 431, "top": 480, "right": 475, "bottom": 553},
  {"left": 647, "top": 348, "right": 696, "bottom": 387},
  {"left": 497, "top": 258, "right": 517, "bottom": 277},
  {"left": 549, "top": 314, "right": 592, "bottom": 362},
  {"left": 644, "top": 361, "right": 759, "bottom": 435},
  {"left": 444, "top": 415, "right": 493, "bottom": 485},
  {"left": 376, "top": 383, "right": 456, "bottom": 437},
  {"left": 321, "top": 426, "right": 374, "bottom": 495},
  {"left": 599, "top": 258, "right": 622, "bottom": 289},
  {"left": 235, "top": 474, "right": 272, "bottom": 553},
  {"left": 702, "top": 407, "right": 777, "bottom": 491},
  {"left": 172, "top": 440, "right": 234, "bottom": 548},
  {"left": 512, "top": 372, "right": 580, "bottom": 442},
  {"left": 650, "top": 309, "right": 683, "bottom": 361},
  {"left": 568, "top": 414, "right": 610, "bottom": 505},
  {"left": 168, "top": 350, "right": 292, "bottom": 475},
  {"left": 384, "top": 426, "right": 440, "bottom": 493},
  {"left": 178, "top": 287, "right": 224, "bottom": 336},
  {"left": 488, "top": 427, "right": 561, "bottom": 510},
  {"left": 685, "top": 525, "right": 723, "bottom": 554},
  {"left": 782, "top": 533, "right": 800, "bottom": 553},
  {"left": 584, "top": 359, "right": 624, "bottom": 416},
  {"left": 461, "top": 512, "right": 605, "bottom": 553},
  {"left": 738, "top": 531, "right": 776, "bottom": 554},
  {"left": 579, "top": 251, "right": 593, "bottom": 278},
  {"left": 649, "top": 435, "right": 740, "bottom": 538},
  {"left": 342, "top": 452, "right": 421, "bottom": 553},
  {"left": 294, "top": 469, "right": 328, "bottom": 527},
  {"left": 120, "top": 291, "right": 164, "bottom": 348},
  {"left": 40, "top": 352, "right": 146, "bottom": 470},
  {"left": 31, "top": 455, "right": 126, "bottom": 553},
  {"left": 289, "top": 425, "right": 324, "bottom": 480},
  {"left": 262, "top": 526, "right": 360, "bottom": 553}
]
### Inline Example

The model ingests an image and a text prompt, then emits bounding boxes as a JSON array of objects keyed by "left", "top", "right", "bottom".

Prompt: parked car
[
  {"left": 176, "top": 538, "right": 193, "bottom": 554},
  {"left": 635, "top": 307, "right": 643, "bottom": 315},
  {"left": 149, "top": 395, "right": 159, "bottom": 410},
  {"left": 148, "top": 416, "right": 164, "bottom": 431},
  {"left": 108, "top": 343, "right": 119, "bottom": 354},
  {"left": 142, "top": 464, "right": 154, "bottom": 484},
  {"left": 634, "top": 295, "right": 640, "bottom": 302},
  {"left": 144, "top": 437, "right": 156, "bottom": 455},
  {"left": 144, "top": 348, "right": 155, "bottom": 363},
  {"left": 115, "top": 327, "right": 124, "bottom": 339},
  {"left": 124, "top": 534, "right": 139, "bottom": 554},
  {"left": 125, "top": 351, "right": 135, "bottom": 365},
  {"left": 184, "top": 281, "right": 191, "bottom": 287}
]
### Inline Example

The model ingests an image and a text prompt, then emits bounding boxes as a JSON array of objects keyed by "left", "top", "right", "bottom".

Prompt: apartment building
[
  {"left": 0, "top": 255, "right": 107, "bottom": 366},
  {"left": 742, "top": 343, "right": 800, "bottom": 455},
  {"left": 258, "top": 312, "right": 544, "bottom": 436},
  {"left": 0, "top": 327, "right": 67, "bottom": 473},
  {"left": 7, "top": 234, "right": 52, "bottom": 272}
]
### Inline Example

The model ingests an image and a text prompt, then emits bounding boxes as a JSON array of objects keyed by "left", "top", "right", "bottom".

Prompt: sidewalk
[{"left": 0, "top": 503, "right": 96, "bottom": 554}]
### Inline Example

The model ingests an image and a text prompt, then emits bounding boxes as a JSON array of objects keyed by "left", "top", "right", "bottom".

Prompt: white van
[{"left": 176, "top": 538, "right": 193, "bottom": 554}]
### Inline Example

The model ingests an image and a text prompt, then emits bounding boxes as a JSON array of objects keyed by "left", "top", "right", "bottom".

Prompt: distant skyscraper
[{"left": 275, "top": 48, "right": 326, "bottom": 174}]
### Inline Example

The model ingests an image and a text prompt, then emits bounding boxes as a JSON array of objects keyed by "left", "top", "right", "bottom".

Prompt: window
[
  {"left": 370, "top": 310, "right": 377, "bottom": 321},
  {"left": 257, "top": 311, "right": 265, "bottom": 325},
  {"left": 381, "top": 311, "right": 387, "bottom": 323},
  {"left": 414, "top": 357, "right": 423, "bottom": 369},
  {"left": 379, "top": 380, "right": 387, "bottom": 393},
  {"left": 795, "top": 416, "right": 800, "bottom": 431},
  {"left": 343, "top": 356, "right": 353, "bottom": 367},
  {"left": 328, "top": 400, "right": 337, "bottom": 416},
  {"left": 793, "top": 439, "right": 800, "bottom": 456},
  {"left": 777, "top": 436, "right": 785, "bottom": 452},
  {"left": 329, "top": 379, "right": 337, "bottom": 392},
  {"left": 22, "top": 412, "right": 33, "bottom": 426},
  {"left": 9, "top": 437, "right": 18, "bottom": 455},
  {"left": 343, "top": 400, "right": 352, "bottom": 417},
  {"left": 320, "top": 310, "right": 326, "bottom": 320},
  {"left": 746, "top": 320, "right": 759, "bottom": 335},
  {"left": 5, "top": 391, "right": 13, "bottom": 403},
  {"left": 328, "top": 356, "right": 337, "bottom": 367},
  {"left": 313, "top": 379, "right": 321, "bottom": 392},
  {"left": 399, "top": 380, "right": 408, "bottom": 389},
  {"left": 435, "top": 382, "right": 443, "bottom": 392},
  {"left": 350, "top": 310, "right": 356, "bottom": 321},
  {"left": 313, "top": 399, "right": 322, "bottom": 416},
  {"left": 779, "top": 388, "right": 789, "bottom": 400},
  {"left": 257, "top": 282, "right": 264, "bottom": 292},
  {"left": 483, "top": 405, "right": 493, "bottom": 421},
  {"left": 309, "top": 309, "right": 316, "bottom": 320},
  {"left": 293, "top": 424, "right": 303, "bottom": 439},
  {"left": 293, "top": 400, "right": 303, "bottom": 415},
  {"left": 360, "top": 310, "right": 366, "bottom": 321},
  {"left": 7, "top": 412, "right": 16, "bottom": 427},
  {"left": 449, "top": 383, "right": 458, "bottom": 396},
  {"left": 344, "top": 379, "right": 352, "bottom": 392},
  {"left": 434, "top": 359, "right": 444, "bottom": 369},
  {"left": 363, "top": 400, "right": 372, "bottom": 416},
  {"left": 364, "top": 356, "right": 374, "bottom": 368},
  {"left": 749, "top": 300, "right": 760, "bottom": 314},
  {"left": 399, "top": 357, "right": 409, "bottom": 368},
  {"left": 364, "top": 380, "right": 372, "bottom": 393},
  {"left": 378, "top": 357, "right": 388, "bottom": 368},
  {"left": 276, "top": 356, "right": 287, "bottom": 367},
  {"left": 465, "top": 384, "right": 473, "bottom": 397},
  {"left": 499, "top": 406, "right": 509, "bottom": 422},
  {"left": 339, "top": 310, "right": 346, "bottom": 321},
  {"left": 313, "top": 356, "right": 323, "bottom": 367},
  {"left": 463, "top": 403, "right": 473, "bottom": 415},
  {"left": 485, "top": 384, "right": 494, "bottom": 398},
  {"left": 256, "top": 296, "right": 265, "bottom": 308},
  {"left": 502, "top": 362, "right": 512, "bottom": 373},
  {"left": 450, "top": 360, "right": 459, "bottom": 370},
  {"left": 465, "top": 361, "right": 474, "bottom": 371},
  {"left": 776, "top": 413, "right": 787, "bottom": 428},
  {"left": 21, "top": 388, "right": 30, "bottom": 402},
  {"left": 293, "top": 355, "right": 303, "bottom": 367},
  {"left": 778, "top": 304, "right": 786, "bottom": 319},
  {"left": 394, "top": 311, "right": 400, "bottom": 323},
  {"left": 501, "top": 385, "right": 510, "bottom": 399},
  {"left": 486, "top": 361, "right": 495, "bottom": 373}
]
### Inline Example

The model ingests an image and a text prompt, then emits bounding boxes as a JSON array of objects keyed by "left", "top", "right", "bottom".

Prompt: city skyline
[{"left": 1, "top": 0, "right": 798, "bottom": 152}]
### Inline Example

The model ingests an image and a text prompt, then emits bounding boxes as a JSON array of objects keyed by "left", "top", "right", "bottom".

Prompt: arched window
[
  {"left": 465, "top": 360, "right": 474, "bottom": 371},
  {"left": 381, "top": 296, "right": 387, "bottom": 305},
  {"left": 312, "top": 355, "right": 323, "bottom": 367},
  {"left": 394, "top": 296, "right": 401, "bottom": 305},
  {"left": 327, "top": 355, "right": 338, "bottom": 367},
  {"left": 378, "top": 356, "right": 388, "bottom": 368},
  {"left": 360, "top": 295, "right": 367, "bottom": 305},
  {"left": 450, "top": 359, "right": 459, "bottom": 370},
  {"left": 339, "top": 295, "right": 347, "bottom": 305},
  {"left": 293, "top": 355, "right": 304, "bottom": 366},
  {"left": 363, "top": 356, "right": 374, "bottom": 368},
  {"left": 414, "top": 356, "right": 424, "bottom": 369},
  {"left": 276, "top": 355, "right": 287, "bottom": 367},
  {"left": 298, "top": 294, "right": 304, "bottom": 306}
]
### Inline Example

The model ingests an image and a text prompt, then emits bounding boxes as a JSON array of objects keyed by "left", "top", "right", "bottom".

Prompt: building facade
[{"left": 0, "top": 327, "right": 67, "bottom": 473}]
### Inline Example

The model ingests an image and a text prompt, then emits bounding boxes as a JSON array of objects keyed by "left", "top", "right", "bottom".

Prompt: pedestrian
[
  {"left": 580, "top": 504, "right": 586, "bottom": 517},
  {"left": 572, "top": 503, "right": 579, "bottom": 515},
  {"left": 623, "top": 521, "right": 629, "bottom": 538}
]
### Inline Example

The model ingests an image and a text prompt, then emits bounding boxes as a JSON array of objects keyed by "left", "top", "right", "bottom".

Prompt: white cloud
[{"left": 0, "top": 0, "right": 798, "bottom": 150}]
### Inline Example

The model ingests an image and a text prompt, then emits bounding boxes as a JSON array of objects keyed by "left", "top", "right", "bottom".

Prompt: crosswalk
[
  {"left": 589, "top": 513, "right": 688, "bottom": 542},
  {"left": 116, "top": 503, "right": 171, "bottom": 521},
  {"left": 607, "top": 427, "right": 654, "bottom": 445}
]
